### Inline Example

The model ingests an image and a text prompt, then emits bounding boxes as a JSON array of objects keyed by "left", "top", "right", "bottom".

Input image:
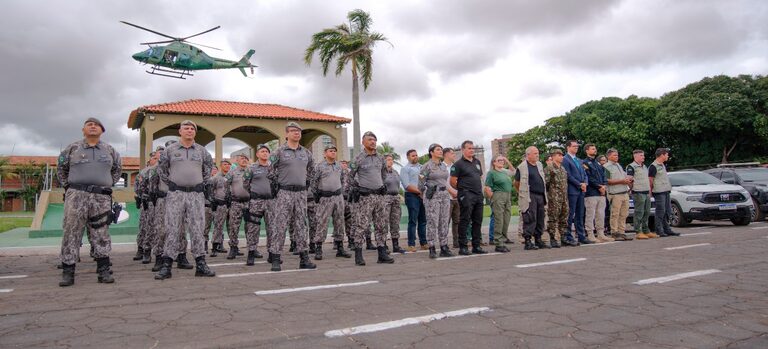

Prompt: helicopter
[{"left": 121, "top": 21, "right": 256, "bottom": 79}]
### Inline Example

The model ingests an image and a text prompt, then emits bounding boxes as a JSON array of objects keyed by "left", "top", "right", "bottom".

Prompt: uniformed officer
[
  {"left": 135, "top": 152, "right": 161, "bottom": 264},
  {"left": 202, "top": 166, "right": 218, "bottom": 254},
  {"left": 544, "top": 149, "right": 568, "bottom": 248},
  {"left": 267, "top": 122, "right": 317, "bottom": 271},
  {"left": 155, "top": 120, "right": 216, "bottom": 280},
  {"left": 383, "top": 153, "right": 406, "bottom": 254},
  {"left": 421, "top": 144, "right": 454, "bottom": 258},
  {"left": 341, "top": 160, "right": 355, "bottom": 249},
  {"left": 242, "top": 144, "right": 271, "bottom": 265},
  {"left": 226, "top": 154, "right": 251, "bottom": 259},
  {"left": 514, "top": 146, "right": 549, "bottom": 250},
  {"left": 306, "top": 181, "right": 319, "bottom": 255},
  {"left": 310, "top": 144, "right": 352, "bottom": 260},
  {"left": 626, "top": 150, "right": 657, "bottom": 239},
  {"left": 348, "top": 131, "right": 395, "bottom": 266},
  {"left": 649, "top": 148, "right": 680, "bottom": 237},
  {"left": 208, "top": 160, "right": 230, "bottom": 256},
  {"left": 133, "top": 156, "right": 152, "bottom": 262},
  {"left": 603, "top": 148, "right": 634, "bottom": 241},
  {"left": 57, "top": 117, "right": 122, "bottom": 286}
]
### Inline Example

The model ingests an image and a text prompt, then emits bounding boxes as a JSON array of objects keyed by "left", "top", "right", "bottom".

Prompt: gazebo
[{"left": 127, "top": 99, "right": 351, "bottom": 166}]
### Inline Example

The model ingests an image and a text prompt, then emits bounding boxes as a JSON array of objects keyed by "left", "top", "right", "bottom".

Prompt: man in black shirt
[
  {"left": 515, "top": 146, "right": 549, "bottom": 250},
  {"left": 450, "top": 140, "right": 487, "bottom": 255}
]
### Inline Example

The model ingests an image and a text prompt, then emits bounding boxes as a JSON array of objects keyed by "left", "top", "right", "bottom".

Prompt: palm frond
[{"left": 347, "top": 9, "right": 372, "bottom": 33}]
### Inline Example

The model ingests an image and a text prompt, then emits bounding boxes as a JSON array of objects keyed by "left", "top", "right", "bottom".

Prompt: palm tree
[
  {"left": 377, "top": 141, "right": 401, "bottom": 166},
  {"left": 304, "top": 9, "right": 390, "bottom": 158}
]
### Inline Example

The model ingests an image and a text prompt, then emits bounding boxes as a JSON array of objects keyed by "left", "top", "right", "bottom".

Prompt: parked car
[
  {"left": 704, "top": 164, "right": 768, "bottom": 221},
  {"left": 668, "top": 170, "right": 753, "bottom": 227}
]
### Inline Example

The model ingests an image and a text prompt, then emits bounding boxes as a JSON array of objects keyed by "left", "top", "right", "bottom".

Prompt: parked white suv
[{"left": 669, "top": 170, "right": 753, "bottom": 227}]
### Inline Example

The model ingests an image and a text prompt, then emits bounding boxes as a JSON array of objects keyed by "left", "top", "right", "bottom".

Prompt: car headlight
[{"left": 685, "top": 195, "right": 702, "bottom": 202}]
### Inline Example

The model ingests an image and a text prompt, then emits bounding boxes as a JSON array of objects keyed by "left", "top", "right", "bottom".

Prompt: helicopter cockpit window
[{"left": 164, "top": 50, "right": 178, "bottom": 64}]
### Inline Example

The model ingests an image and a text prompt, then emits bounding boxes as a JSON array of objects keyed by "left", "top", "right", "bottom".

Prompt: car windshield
[
  {"left": 735, "top": 168, "right": 768, "bottom": 182},
  {"left": 669, "top": 172, "right": 722, "bottom": 186}
]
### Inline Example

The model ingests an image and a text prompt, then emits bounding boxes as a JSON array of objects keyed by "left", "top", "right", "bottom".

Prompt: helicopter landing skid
[{"left": 146, "top": 66, "right": 194, "bottom": 79}]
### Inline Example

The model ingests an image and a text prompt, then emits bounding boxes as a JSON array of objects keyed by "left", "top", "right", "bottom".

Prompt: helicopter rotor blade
[
  {"left": 120, "top": 21, "right": 178, "bottom": 41},
  {"left": 140, "top": 40, "right": 176, "bottom": 45},
  {"left": 181, "top": 26, "right": 221, "bottom": 41},
  {"left": 186, "top": 41, "right": 222, "bottom": 51}
]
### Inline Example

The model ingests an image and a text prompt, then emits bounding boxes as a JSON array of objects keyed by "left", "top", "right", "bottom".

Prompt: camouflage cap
[
  {"left": 324, "top": 144, "right": 338, "bottom": 151},
  {"left": 155, "top": 145, "right": 165, "bottom": 151},
  {"left": 550, "top": 148, "right": 564, "bottom": 156},
  {"left": 237, "top": 153, "right": 250, "bottom": 160},
  {"left": 256, "top": 143, "right": 270, "bottom": 152},
  {"left": 285, "top": 122, "right": 302, "bottom": 131},
  {"left": 179, "top": 120, "right": 197, "bottom": 130},
  {"left": 362, "top": 131, "right": 377, "bottom": 140},
  {"left": 84, "top": 117, "right": 105, "bottom": 132},
  {"left": 221, "top": 159, "right": 231, "bottom": 165},
  {"left": 164, "top": 139, "right": 178, "bottom": 147}
]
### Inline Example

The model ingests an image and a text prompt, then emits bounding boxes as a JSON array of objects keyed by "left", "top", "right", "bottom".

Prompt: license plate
[{"left": 718, "top": 204, "right": 737, "bottom": 210}]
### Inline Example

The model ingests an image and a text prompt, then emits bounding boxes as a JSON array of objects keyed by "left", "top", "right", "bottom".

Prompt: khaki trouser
[
  {"left": 584, "top": 196, "right": 606, "bottom": 236},
  {"left": 608, "top": 193, "right": 630, "bottom": 234}
]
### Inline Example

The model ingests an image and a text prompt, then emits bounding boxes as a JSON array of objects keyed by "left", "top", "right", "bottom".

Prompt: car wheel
[
  {"left": 670, "top": 202, "right": 689, "bottom": 227},
  {"left": 752, "top": 199, "right": 765, "bottom": 222},
  {"left": 731, "top": 216, "right": 751, "bottom": 226}
]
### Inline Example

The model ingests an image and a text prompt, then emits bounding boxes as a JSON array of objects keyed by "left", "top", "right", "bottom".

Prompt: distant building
[{"left": 491, "top": 133, "right": 517, "bottom": 161}]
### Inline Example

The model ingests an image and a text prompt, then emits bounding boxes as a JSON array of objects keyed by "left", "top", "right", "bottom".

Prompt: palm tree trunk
[{"left": 351, "top": 65, "right": 361, "bottom": 159}]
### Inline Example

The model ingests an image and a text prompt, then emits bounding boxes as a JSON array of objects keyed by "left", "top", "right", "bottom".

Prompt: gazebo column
[{"left": 214, "top": 134, "right": 223, "bottom": 166}]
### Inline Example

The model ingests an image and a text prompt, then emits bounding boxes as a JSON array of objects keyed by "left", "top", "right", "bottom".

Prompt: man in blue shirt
[
  {"left": 561, "top": 140, "right": 591, "bottom": 245},
  {"left": 400, "top": 149, "right": 428, "bottom": 252}
]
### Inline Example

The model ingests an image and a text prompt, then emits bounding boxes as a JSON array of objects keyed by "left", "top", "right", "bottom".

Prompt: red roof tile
[{"left": 128, "top": 99, "right": 351, "bottom": 129}]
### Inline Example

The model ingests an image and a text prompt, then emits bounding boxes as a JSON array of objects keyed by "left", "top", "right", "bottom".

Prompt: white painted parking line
[
  {"left": 438, "top": 252, "right": 502, "bottom": 260},
  {"left": 664, "top": 243, "right": 711, "bottom": 251},
  {"left": 582, "top": 241, "right": 620, "bottom": 247},
  {"left": 0, "top": 289, "right": 13, "bottom": 293},
  {"left": 633, "top": 269, "right": 721, "bottom": 285},
  {"left": 324, "top": 306, "right": 491, "bottom": 338},
  {"left": 255, "top": 280, "right": 379, "bottom": 295},
  {"left": 682, "top": 232, "right": 712, "bottom": 237},
  {"left": 0, "top": 275, "right": 27, "bottom": 280},
  {"left": 404, "top": 250, "right": 428, "bottom": 254},
  {"left": 208, "top": 262, "right": 266, "bottom": 267},
  {"left": 750, "top": 226, "right": 768, "bottom": 230},
  {"left": 689, "top": 226, "right": 710, "bottom": 230},
  {"left": 515, "top": 258, "right": 587, "bottom": 268},
  {"left": 217, "top": 269, "right": 313, "bottom": 278}
]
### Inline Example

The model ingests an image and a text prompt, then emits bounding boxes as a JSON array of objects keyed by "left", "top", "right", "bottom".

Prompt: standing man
[
  {"left": 604, "top": 148, "right": 634, "bottom": 241},
  {"left": 383, "top": 153, "right": 406, "bottom": 254},
  {"left": 626, "top": 150, "right": 656, "bottom": 239},
  {"left": 341, "top": 160, "right": 355, "bottom": 249},
  {"left": 545, "top": 149, "right": 568, "bottom": 248},
  {"left": 155, "top": 120, "right": 216, "bottom": 280},
  {"left": 208, "top": 160, "right": 230, "bottom": 256},
  {"left": 138, "top": 152, "right": 160, "bottom": 264},
  {"left": 133, "top": 156, "right": 151, "bottom": 262},
  {"left": 348, "top": 131, "right": 395, "bottom": 265},
  {"left": 226, "top": 154, "right": 251, "bottom": 259},
  {"left": 649, "top": 148, "right": 680, "bottom": 237},
  {"left": 267, "top": 122, "right": 317, "bottom": 271},
  {"left": 450, "top": 140, "right": 488, "bottom": 255},
  {"left": 400, "top": 149, "right": 428, "bottom": 252},
  {"left": 484, "top": 155, "right": 514, "bottom": 253},
  {"left": 584, "top": 144, "right": 611, "bottom": 243},
  {"left": 562, "top": 140, "right": 590, "bottom": 245},
  {"left": 242, "top": 145, "right": 272, "bottom": 265},
  {"left": 57, "top": 117, "right": 121, "bottom": 286},
  {"left": 515, "top": 146, "right": 549, "bottom": 250},
  {"left": 311, "top": 144, "right": 352, "bottom": 260},
  {"left": 443, "top": 148, "right": 461, "bottom": 248}
]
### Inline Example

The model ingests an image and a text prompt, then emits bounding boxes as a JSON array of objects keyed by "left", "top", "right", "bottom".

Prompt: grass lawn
[{"left": 0, "top": 217, "right": 32, "bottom": 233}]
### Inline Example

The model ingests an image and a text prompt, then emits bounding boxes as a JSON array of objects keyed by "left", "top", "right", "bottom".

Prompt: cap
[
  {"left": 256, "top": 144, "right": 270, "bottom": 152},
  {"left": 362, "top": 131, "right": 377, "bottom": 140},
  {"left": 550, "top": 149, "right": 564, "bottom": 156},
  {"left": 84, "top": 117, "right": 105, "bottom": 132},
  {"left": 221, "top": 159, "right": 231, "bottom": 165},
  {"left": 237, "top": 153, "right": 250, "bottom": 160},
  {"left": 428, "top": 143, "right": 442, "bottom": 153},
  {"left": 155, "top": 145, "right": 165, "bottom": 151},
  {"left": 180, "top": 120, "right": 197, "bottom": 130},
  {"left": 324, "top": 144, "right": 338, "bottom": 151},
  {"left": 285, "top": 122, "right": 302, "bottom": 131},
  {"left": 164, "top": 140, "right": 178, "bottom": 147}
]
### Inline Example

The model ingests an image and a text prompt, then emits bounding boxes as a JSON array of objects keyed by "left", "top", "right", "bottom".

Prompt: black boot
[
  {"left": 253, "top": 249, "right": 263, "bottom": 259},
  {"left": 133, "top": 247, "right": 143, "bottom": 261},
  {"left": 152, "top": 255, "right": 163, "bottom": 272},
  {"left": 59, "top": 263, "right": 75, "bottom": 287},
  {"left": 271, "top": 253, "right": 282, "bottom": 272},
  {"left": 366, "top": 239, "right": 376, "bottom": 251},
  {"left": 429, "top": 246, "right": 437, "bottom": 259},
  {"left": 142, "top": 248, "right": 152, "bottom": 264},
  {"left": 309, "top": 242, "right": 316, "bottom": 254},
  {"left": 495, "top": 245, "right": 511, "bottom": 253},
  {"left": 355, "top": 247, "right": 366, "bottom": 266},
  {"left": 96, "top": 257, "right": 115, "bottom": 284},
  {"left": 299, "top": 251, "right": 317, "bottom": 269},
  {"left": 246, "top": 250, "right": 256, "bottom": 266},
  {"left": 458, "top": 245, "right": 471, "bottom": 256},
  {"left": 226, "top": 246, "right": 238, "bottom": 260},
  {"left": 289, "top": 240, "right": 297, "bottom": 253},
  {"left": 377, "top": 246, "right": 395, "bottom": 264},
  {"left": 347, "top": 238, "right": 354, "bottom": 250},
  {"left": 471, "top": 246, "right": 488, "bottom": 254},
  {"left": 210, "top": 243, "right": 219, "bottom": 257},
  {"left": 335, "top": 241, "right": 351, "bottom": 258},
  {"left": 215, "top": 243, "right": 228, "bottom": 253},
  {"left": 550, "top": 239, "right": 561, "bottom": 248},
  {"left": 440, "top": 245, "right": 455, "bottom": 257},
  {"left": 524, "top": 237, "right": 539, "bottom": 251},
  {"left": 268, "top": 252, "right": 283, "bottom": 264},
  {"left": 391, "top": 239, "right": 405, "bottom": 254},
  {"left": 315, "top": 243, "right": 323, "bottom": 260},
  {"left": 236, "top": 246, "right": 244, "bottom": 256},
  {"left": 535, "top": 236, "right": 551, "bottom": 249},
  {"left": 155, "top": 257, "right": 173, "bottom": 280},
  {"left": 194, "top": 256, "right": 216, "bottom": 277},
  {"left": 177, "top": 253, "right": 193, "bottom": 269}
]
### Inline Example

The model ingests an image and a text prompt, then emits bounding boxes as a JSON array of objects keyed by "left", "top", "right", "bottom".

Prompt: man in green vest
[
  {"left": 626, "top": 150, "right": 657, "bottom": 239},
  {"left": 649, "top": 148, "right": 680, "bottom": 237},
  {"left": 603, "top": 148, "right": 634, "bottom": 241},
  {"left": 514, "top": 146, "right": 549, "bottom": 251}
]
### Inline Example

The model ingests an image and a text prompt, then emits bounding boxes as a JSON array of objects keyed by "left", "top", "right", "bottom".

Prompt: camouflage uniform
[
  {"left": 349, "top": 151, "right": 388, "bottom": 248},
  {"left": 267, "top": 143, "right": 314, "bottom": 254},
  {"left": 159, "top": 142, "right": 213, "bottom": 259},
  {"left": 150, "top": 168, "right": 188, "bottom": 258},
  {"left": 383, "top": 168, "right": 402, "bottom": 241},
  {"left": 134, "top": 167, "right": 150, "bottom": 252},
  {"left": 243, "top": 162, "right": 273, "bottom": 251},
  {"left": 306, "top": 191, "right": 319, "bottom": 243},
  {"left": 137, "top": 166, "right": 158, "bottom": 253},
  {"left": 311, "top": 160, "right": 345, "bottom": 243},
  {"left": 58, "top": 139, "right": 122, "bottom": 265},
  {"left": 208, "top": 172, "right": 229, "bottom": 245},
  {"left": 342, "top": 167, "right": 354, "bottom": 245},
  {"left": 226, "top": 165, "right": 250, "bottom": 249},
  {"left": 421, "top": 160, "right": 451, "bottom": 247},
  {"left": 545, "top": 163, "right": 569, "bottom": 243}
]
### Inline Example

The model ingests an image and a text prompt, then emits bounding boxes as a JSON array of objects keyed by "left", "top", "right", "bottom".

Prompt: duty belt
[
  {"left": 436, "top": 186, "right": 447, "bottom": 191},
  {"left": 213, "top": 199, "right": 228, "bottom": 205},
  {"left": 318, "top": 189, "right": 342, "bottom": 198},
  {"left": 155, "top": 191, "right": 167, "bottom": 198},
  {"left": 168, "top": 182, "right": 204, "bottom": 193},
  {"left": 279, "top": 184, "right": 306, "bottom": 192},
  {"left": 250, "top": 192, "right": 273, "bottom": 200},
  {"left": 233, "top": 197, "right": 250, "bottom": 203},
  {"left": 386, "top": 192, "right": 399, "bottom": 196},
  {"left": 68, "top": 183, "right": 112, "bottom": 195},
  {"left": 359, "top": 186, "right": 385, "bottom": 196}
]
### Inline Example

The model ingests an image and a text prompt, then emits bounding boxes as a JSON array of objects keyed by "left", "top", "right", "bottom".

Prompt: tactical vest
[
  {"left": 517, "top": 160, "right": 547, "bottom": 213},
  {"left": 651, "top": 161, "right": 672, "bottom": 193},
  {"left": 318, "top": 162, "right": 343, "bottom": 192},
  {"left": 168, "top": 145, "right": 204, "bottom": 187},
  {"left": 604, "top": 161, "right": 629, "bottom": 194},
  {"left": 68, "top": 143, "right": 114, "bottom": 187},
  {"left": 247, "top": 164, "right": 271, "bottom": 196},
  {"left": 229, "top": 167, "right": 249, "bottom": 199},
  {"left": 627, "top": 162, "right": 650, "bottom": 192}
]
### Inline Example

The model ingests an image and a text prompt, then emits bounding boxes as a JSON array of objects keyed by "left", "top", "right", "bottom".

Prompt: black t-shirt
[
  {"left": 451, "top": 156, "right": 483, "bottom": 195},
  {"left": 515, "top": 162, "right": 546, "bottom": 195},
  {"left": 648, "top": 164, "right": 657, "bottom": 177}
]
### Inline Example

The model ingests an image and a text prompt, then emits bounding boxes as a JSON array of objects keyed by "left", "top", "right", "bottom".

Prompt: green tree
[
  {"left": 305, "top": 9, "right": 391, "bottom": 158},
  {"left": 377, "top": 141, "right": 401, "bottom": 165},
  {"left": 15, "top": 161, "right": 44, "bottom": 211}
]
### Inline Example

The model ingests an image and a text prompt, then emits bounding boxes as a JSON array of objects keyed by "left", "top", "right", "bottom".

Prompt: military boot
[
  {"left": 308, "top": 242, "right": 316, "bottom": 254},
  {"left": 194, "top": 256, "right": 216, "bottom": 277},
  {"left": 440, "top": 245, "right": 455, "bottom": 257},
  {"left": 354, "top": 248, "right": 366, "bottom": 266},
  {"left": 141, "top": 248, "right": 152, "bottom": 264},
  {"left": 215, "top": 243, "right": 228, "bottom": 253},
  {"left": 210, "top": 243, "right": 219, "bottom": 257},
  {"left": 524, "top": 237, "right": 539, "bottom": 251},
  {"left": 271, "top": 253, "right": 282, "bottom": 272},
  {"left": 246, "top": 250, "right": 256, "bottom": 266},
  {"left": 253, "top": 249, "right": 263, "bottom": 259},
  {"left": 335, "top": 241, "right": 351, "bottom": 258},
  {"left": 458, "top": 245, "right": 471, "bottom": 256},
  {"left": 96, "top": 257, "right": 115, "bottom": 284},
  {"left": 133, "top": 247, "right": 144, "bottom": 261},
  {"left": 535, "top": 236, "right": 551, "bottom": 249},
  {"left": 347, "top": 238, "right": 354, "bottom": 250},
  {"left": 377, "top": 246, "right": 395, "bottom": 264},
  {"left": 152, "top": 255, "right": 163, "bottom": 272},
  {"left": 226, "top": 246, "right": 238, "bottom": 260},
  {"left": 299, "top": 251, "right": 317, "bottom": 269},
  {"left": 236, "top": 246, "right": 244, "bottom": 256},
  {"left": 428, "top": 246, "right": 437, "bottom": 259},
  {"left": 550, "top": 239, "right": 561, "bottom": 248},
  {"left": 314, "top": 243, "right": 323, "bottom": 260},
  {"left": 289, "top": 240, "right": 297, "bottom": 254},
  {"left": 155, "top": 257, "right": 173, "bottom": 280},
  {"left": 59, "top": 263, "right": 75, "bottom": 287},
  {"left": 176, "top": 253, "right": 193, "bottom": 269},
  {"left": 391, "top": 238, "right": 405, "bottom": 254}
]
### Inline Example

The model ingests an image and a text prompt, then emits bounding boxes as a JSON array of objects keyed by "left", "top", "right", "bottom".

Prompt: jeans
[
  {"left": 567, "top": 192, "right": 586, "bottom": 241},
  {"left": 405, "top": 192, "right": 427, "bottom": 246},
  {"left": 653, "top": 192, "right": 673, "bottom": 234},
  {"left": 488, "top": 214, "right": 495, "bottom": 243}
]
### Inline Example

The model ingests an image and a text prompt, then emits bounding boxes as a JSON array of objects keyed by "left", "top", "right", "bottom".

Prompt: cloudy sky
[{"left": 1, "top": 0, "right": 766, "bottom": 162}]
